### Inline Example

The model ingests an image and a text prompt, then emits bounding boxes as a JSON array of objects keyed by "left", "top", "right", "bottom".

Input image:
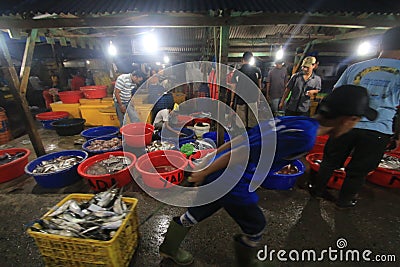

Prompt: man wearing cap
[
  {"left": 113, "top": 70, "right": 146, "bottom": 127},
  {"left": 310, "top": 26, "right": 400, "bottom": 208},
  {"left": 279, "top": 56, "right": 321, "bottom": 116},
  {"left": 265, "top": 60, "right": 288, "bottom": 115},
  {"left": 159, "top": 84, "right": 374, "bottom": 266}
]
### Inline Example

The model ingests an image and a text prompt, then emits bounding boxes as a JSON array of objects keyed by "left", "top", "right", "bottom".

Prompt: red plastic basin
[
  {"left": 176, "top": 115, "right": 194, "bottom": 126},
  {"left": 306, "top": 152, "right": 351, "bottom": 190},
  {"left": 80, "top": 85, "right": 107, "bottom": 99},
  {"left": 366, "top": 153, "right": 400, "bottom": 189},
  {"left": 120, "top": 122, "right": 154, "bottom": 148},
  {"left": 35, "top": 111, "right": 69, "bottom": 121},
  {"left": 309, "top": 135, "right": 329, "bottom": 154},
  {"left": 135, "top": 150, "right": 188, "bottom": 189},
  {"left": 0, "top": 148, "right": 31, "bottom": 183},
  {"left": 188, "top": 149, "right": 216, "bottom": 169},
  {"left": 58, "top": 91, "right": 83, "bottom": 104},
  {"left": 77, "top": 151, "right": 137, "bottom": 192}
]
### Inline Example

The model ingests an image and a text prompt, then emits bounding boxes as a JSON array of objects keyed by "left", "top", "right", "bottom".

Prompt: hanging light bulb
[
  {"left": 275, "top": 46, "right": 284, "bottom": 61},
  {"left": 108, "top": 41, "right": 117, "bottom": 56}
]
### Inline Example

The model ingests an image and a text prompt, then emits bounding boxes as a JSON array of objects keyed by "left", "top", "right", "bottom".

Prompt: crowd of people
[{"left": 156, "top": 26, "right": 400, "bottom": 266}]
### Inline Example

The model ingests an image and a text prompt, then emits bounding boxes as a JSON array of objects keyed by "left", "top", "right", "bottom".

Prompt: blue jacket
[{"left": 204, "top": 116, "right": 319, "bottom": 205}]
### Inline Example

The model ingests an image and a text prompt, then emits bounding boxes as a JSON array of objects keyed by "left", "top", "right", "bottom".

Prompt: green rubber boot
[
  {"left": 159, "top": 219, "right": 193, "bottom": 266},
  {"left": 234, "top": 235, "right": 275, "bottom": 267}
]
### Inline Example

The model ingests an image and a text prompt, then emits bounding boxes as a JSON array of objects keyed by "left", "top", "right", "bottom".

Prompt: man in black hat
[
  {"left": 310, "top": 26, "right": 400, "bottom": 208},
  {"left": 159, "top": 84, "right": 376, "bottom": 266},
  {"left": 113, "top": 70, "right": 146, "bottom": 126}
]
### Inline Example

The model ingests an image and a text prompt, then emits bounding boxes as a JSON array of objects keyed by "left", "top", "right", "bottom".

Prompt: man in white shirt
[{"left": 113, "top": 70, "right": 146, "bottom": 126}]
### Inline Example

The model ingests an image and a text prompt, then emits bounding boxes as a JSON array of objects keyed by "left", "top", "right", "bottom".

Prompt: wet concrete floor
[{"left": 0, "top": 127, "right": 399, "bottom": 267}]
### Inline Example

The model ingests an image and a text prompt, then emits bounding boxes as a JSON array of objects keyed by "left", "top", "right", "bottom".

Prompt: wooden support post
[
  {"left": 19, "top": 29, "right": 38, "bottom": 95},
  {"left": 216, "top": 25, "right": 229, "bottom": 147},
  {"left": 0, "top": 31, "right": 46, "bottom": 156}
]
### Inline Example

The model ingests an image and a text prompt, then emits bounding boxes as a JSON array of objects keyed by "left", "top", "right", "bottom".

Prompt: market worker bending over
[
  {"left": 113, "top": 70, "right": 146, "bottom": 127},
  {"left": 158, "top": 84, "right": 377, "bottom": 266}
]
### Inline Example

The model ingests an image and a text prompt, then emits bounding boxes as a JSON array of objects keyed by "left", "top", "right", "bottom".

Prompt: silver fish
[
  {"left": 48, "top": 200, "right": 73, "bottom": 217},
  {"left": 101, "top": 220, "right": 123, "bottom": 230},
  {"left": 69, "top": 200, "right": 85, "bottom": 217}
]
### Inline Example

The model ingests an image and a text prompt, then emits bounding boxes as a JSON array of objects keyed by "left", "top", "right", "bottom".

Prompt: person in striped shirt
[{"left": 113, "top": 70, "right": 146, "bottom": 126}]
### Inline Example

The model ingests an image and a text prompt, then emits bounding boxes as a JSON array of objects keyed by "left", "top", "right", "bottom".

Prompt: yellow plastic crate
[
  {"left": 101, "top": 97, "right": 114, "bottom": 105},
  {"left": 79, "top": 104, "right": 113, "bottom": 126},
  {"left": 99, "top": 107, "right": 120, "bottom": 127},
  {"left": 27, "top": 194, "right": 139, "bottom": 267},
  {"left": 134, "top": 104, "right": 153, "bottom": 123},
  {"left": 50, "top": 102, "right": 81, "bottom": 118},
  {"left": 79, "top": 98, "right": 102, "bottom": 105}
]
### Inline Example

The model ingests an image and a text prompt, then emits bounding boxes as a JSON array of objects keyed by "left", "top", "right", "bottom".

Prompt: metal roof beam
[{"left": 0, "top": 13, "right": 398, "bottom": 29}]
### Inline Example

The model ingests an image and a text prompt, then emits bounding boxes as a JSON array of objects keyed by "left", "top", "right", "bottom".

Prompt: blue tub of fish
[
  {"left": 202, "top": 131, "right": 230, "bottom": 144},
  {"left": 81, "top": 126, "right": 120, "bottom": 140},
  {"left": 24, "top": 150, "right": 88, "bottom": 188},
  {"left": 157, "top": 127, "right": 195, "bottom": 147},
  {"left": 82, "top": 135, "right": 123, "bottom": 156},
  {"left": 261, "top": 159, "right": 305, "bottom": 190}
]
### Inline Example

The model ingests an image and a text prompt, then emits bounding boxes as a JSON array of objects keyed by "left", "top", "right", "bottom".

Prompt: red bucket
[
  {"left": 309, "top": 135, "right": 329, "bottom": 154},
  {"left": 366, "top": 153, "right": 400, "bottom": 189},
  {"left": 80, "top": 85, "right": 107, "bottom": 99},
  {"left": 188, "top": 149, "right": 216, "bottom": 169},
  {"left": 77, "top": 151, "right": 136, "bottom": 191},
  {"left": 120, "top": 122, "right": 154, "bottom": 148},
  {"left": 0, "top": 148, "right": 31, "bottom": 183},
  {"left": 305, "top": 152, "right": 351, "bottom": 190},
  {"left": 35, "top": 111, "right": 69, "bottom": 121},
  {"left": 135, "top": 150, "right": 188, "bottom": 189},
  {"left": 58, "top": 91, "right": 83, "bottom": 103}
]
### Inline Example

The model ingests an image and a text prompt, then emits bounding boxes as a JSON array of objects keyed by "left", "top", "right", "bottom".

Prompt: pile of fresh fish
[
  {"left": 146, "top": 140, "right": 176, "bottom": 152},
  {"left": 85, "top": 137, "right": 122, "bottom": 151},
  {"left": 0, "top": 151, "right": 26, "bottom": 166},
  {"left": 86, "top": 155, "right": 132, "bottom": 175},
  {"left": 33, "top": 155, "right": 83, "bottom": 174},
  {"left": 30, "top": 188, "right": 131, "bottom": 241},
  {"left": 378, "top": 154, "right": 400, "bottom": 171}
]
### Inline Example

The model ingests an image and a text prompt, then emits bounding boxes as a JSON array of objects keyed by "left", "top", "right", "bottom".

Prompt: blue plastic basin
[
  {"left": 202, "top": 131, "right": 230, "bottom": 144},
  {"left": 82, "top": 135, "right": 122, "bottom": 156},
  {"left": 25, "top": 150, "right": 88, "bottom": 188},
  {"left": 261, "top": 159, "right": 305, "bottom": 190},
  {"left": 158, "top": 128, "right": 195, "bottom": 147},
  {"left": 81, "top": 126, "right": 120, "bottom": 140}
]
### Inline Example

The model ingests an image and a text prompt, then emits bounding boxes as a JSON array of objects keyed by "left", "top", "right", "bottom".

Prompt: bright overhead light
[
  {"left": 357, "top": 41, "right": 373, "bottom": 56},
  {"left": 275, "top": 47, "right": 284, "bottom": 61},
  {"left": 163, "top": 55, "right": 170, "bottom": 64},
  {"left": 86, "top": 60, "right": 90, "bottom": 65},
  {"left": 156, "top": 62, "right": 161, "bottom": 66},
  {"left": 143, "top": 33, "right": 158, "bottom": 53},
  {"left": 108, "top": 41, "right": 117, "bottom": 56},
  {"left": 249, "top": 57, "right": 255, "bottom": 66}
]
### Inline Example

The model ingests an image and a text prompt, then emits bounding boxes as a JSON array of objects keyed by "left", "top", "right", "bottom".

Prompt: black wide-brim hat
[{"left": 317, "top": 85, "right": 378, "bottom": 121}]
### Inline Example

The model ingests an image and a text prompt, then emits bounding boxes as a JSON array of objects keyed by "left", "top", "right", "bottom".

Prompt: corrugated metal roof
[{"left": 1, "top": 0, "right": 399, "bottom": 16}]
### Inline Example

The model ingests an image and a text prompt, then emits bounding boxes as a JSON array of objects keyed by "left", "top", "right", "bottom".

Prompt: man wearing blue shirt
[
  {"left": 159, "top": 85, "right": 377, "bottom": 266},
  {"left": 310, "top": 26, "right": 400, "bottom": 208}
]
